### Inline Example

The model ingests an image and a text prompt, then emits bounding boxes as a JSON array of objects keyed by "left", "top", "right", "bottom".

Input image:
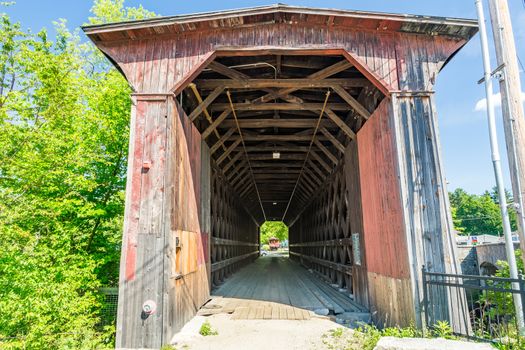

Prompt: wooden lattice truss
[{"left": 178, "top": 53, "right": 385, "bottom": 224}]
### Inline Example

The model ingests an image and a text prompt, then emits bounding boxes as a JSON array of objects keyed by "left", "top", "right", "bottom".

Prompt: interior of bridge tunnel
[
  {"left": 175, "top": 52, "right": 385, "bottom": 294},
  {"left": 166, "top": 52, "right": 387, "bottom": 325},
  {"left": 178, "top": 53, "right": 384, "bottom": 222}
]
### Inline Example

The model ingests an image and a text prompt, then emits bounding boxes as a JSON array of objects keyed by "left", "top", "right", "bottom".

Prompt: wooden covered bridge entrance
[{"left": 83, "top": 5, "right": 478, "bottom": 349}]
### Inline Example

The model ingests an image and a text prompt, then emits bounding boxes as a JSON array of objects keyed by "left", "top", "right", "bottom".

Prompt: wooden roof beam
[
  {"left": 313, "top": 139, "right": 338, "bottom": 165},
  {"left": 202, "top": 109, "right": 231, "bottom": 138},
  {"left": 210, "top": 127, "right": 236, "bottom": 155},
  {"left": 248, "top": 153, "right": 306, "bottom": 161},
  {"left": 207, "top": 60, "right": 302, "bottom": 103},
  {"left": 216, "top": 138, "right": 242, "bottom": 164},
  {"left": 252, "top": 60, "right": 353, "bottom": 104},
  {"left": 303, "top": 167, "right": 323, "bottom": 186},
  {"left": 222, "top": 151, "right": 243, "bottom": 172},
  {"left": 209, "top": 102, "right": 349, "bottom": 112},
  {"left": 310, "top": 151, "right": 332, "bottom": 173},
  {"left": 219, "top": 118, "right": 335, "bottom": 129},
  {"left": 195, "top": 78, "right": 367, "bottom": 89},
  {"left": 250, "top": 161, "right": 304, "bottom": 168},
  {"left": 188, "top": 85, "right": 225, "bottom": 121},
  {"left": 189, "top": 83, "right": 227, "bottom": 145},
  {"left": 230, "top": 134, "right": 329, "bottom": 142},
  {"left": 300, "top": 172, "right": 317, "bottom": 192},
  {"left": 320, "top": 127, "right": 345, "bottom": 153},
  {"left": 332, "top": 84, "right": 371, "bottom": 120},
  {"left": 229, "top": 166, "right": 250, "bottom": 186},
  {"left": 323, "top": 108, "right": 356, "bottom": 140},
  {"left": 307, "top": 158, "right": 326, "bottom": 179},
  {"left": 227, "top": 160, "right": 247, "bottom": 181}
]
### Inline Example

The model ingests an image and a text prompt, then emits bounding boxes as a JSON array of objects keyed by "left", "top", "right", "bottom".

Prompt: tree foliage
[
  {"left": 0, "top": 1, "right": 155, "bottom": 348},
  {"left": 260, "top": 221, "right": 288, "bottom": 245},
  {"left": 449, "top": 188, "right": 518, "bottom": 236}
]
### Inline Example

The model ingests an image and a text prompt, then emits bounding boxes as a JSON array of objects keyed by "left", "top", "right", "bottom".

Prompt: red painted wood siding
[
  {"left": 98, "top": 24, "right": 466, "bottom": 94},
  {"left": 357, "top": 98, "right": 410, "bottom": 279}
]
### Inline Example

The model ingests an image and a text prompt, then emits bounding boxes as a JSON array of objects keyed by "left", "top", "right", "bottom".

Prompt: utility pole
[
  {"left": 476, "top": 0, "right": 525, "bottom": 333},
  {"left": 487, "top": 0, "right": 525, "bottom": 266}
]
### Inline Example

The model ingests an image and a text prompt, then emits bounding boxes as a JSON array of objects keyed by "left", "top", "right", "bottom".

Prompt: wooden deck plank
[{"left": 209, "top": 254, "right": 367, "bottom": 320}]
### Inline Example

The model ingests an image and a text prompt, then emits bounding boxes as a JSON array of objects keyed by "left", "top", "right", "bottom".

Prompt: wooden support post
[
  {"left": 488, "top": 0, "right": 525, "bottom": 264},
  {"left": 116, "top": 95, "right": 172, "bottom": 348}
]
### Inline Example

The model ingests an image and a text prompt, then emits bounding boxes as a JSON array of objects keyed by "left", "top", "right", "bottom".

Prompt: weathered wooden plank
[
  {"left": 219, "top": 118, "right": 335, "bottom": 129},
  {"left": 320, "top": 127, "right": 345, "bottom": 153},
  {"left": 324, "top": 109, "right": 356, "bottom": 140},
  {"left": 194, "top": 78, "right": 368, "bottom": 89},
  {"left": 210, "top": 128, "right": 236, "bottom": 155},
  {"left": 209, "top": 102, "right": 349, "bottom": 112},
  {"left": 314, "top": 139, "right": 338, "bottom": 165},
  {"left": 332, "top": 84, "right": 371, "bottom": 120},
  {"left": 216, "top": 139, "right": 242, "bottom": 165},
  {"left": 202, "top": 109, "right": 231, "bottom": 138},
  {"left": 188, "top": 85, "right": 225, "bottom": 121}
]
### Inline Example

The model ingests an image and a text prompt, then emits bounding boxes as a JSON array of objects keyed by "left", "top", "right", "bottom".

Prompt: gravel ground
[{"left": 170, "top": 313, "right": 345, "bottom": 350}]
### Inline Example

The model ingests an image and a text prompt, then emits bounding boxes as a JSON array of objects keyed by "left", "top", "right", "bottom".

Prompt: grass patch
[
  {"left": 199, "top": 320, "right": 218, "bottom": 336},
  {"left": 321, "top": 321, "right": 457, "bottom": 350}
]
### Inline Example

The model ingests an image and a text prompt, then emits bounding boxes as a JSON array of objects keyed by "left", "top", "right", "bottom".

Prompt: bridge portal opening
[
  {"left": 171, "top": 52, "right": 385, "bottom": 318},
  {"left": 260, "top": 221, "right": 288, "bottom": 252}
]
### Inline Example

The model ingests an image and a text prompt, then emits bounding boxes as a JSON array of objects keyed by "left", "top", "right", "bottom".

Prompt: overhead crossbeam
[
  {"left": 207, "top": 61, "right": 302, "bottom": 103},
  {"left": 219, "top": 119, "right": 336, "bottom": 129},
  {"left": 209, "top": 103, "right": 349, "bottom": 112},
  {"left": 194, "top": 78, "right": 368, "bottom": 89},
  {"left": 252, "top": 60, "right": 353, "bottom": 104}
]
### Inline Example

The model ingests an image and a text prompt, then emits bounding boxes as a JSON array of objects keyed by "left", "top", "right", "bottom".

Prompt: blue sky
[{"left": 5, "top": 0, "right": 525, "bottom": 195}]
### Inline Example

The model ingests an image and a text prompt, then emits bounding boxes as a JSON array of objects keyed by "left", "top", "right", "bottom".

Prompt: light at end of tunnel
[{"left": 272, "top": 152, "right": 280, "bottom": 159}]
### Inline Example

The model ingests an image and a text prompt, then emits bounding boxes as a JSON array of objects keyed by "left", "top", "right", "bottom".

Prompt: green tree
[
  {"left": 0, "top": 1, "right": 155, "bottom": 348},
  {"left": 260, "top": 221, "right": 288, "bottom": 244},
  {"left": 449, "top": 188, "right": 517, "bottom": 236}
]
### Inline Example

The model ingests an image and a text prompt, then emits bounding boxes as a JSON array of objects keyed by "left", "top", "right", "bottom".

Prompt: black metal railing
[{"left": 422, "top": 266, "right": 525, "bottom": 344}]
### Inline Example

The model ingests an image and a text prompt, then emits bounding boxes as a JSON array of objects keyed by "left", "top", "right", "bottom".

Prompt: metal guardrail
[{"left": 422, "top": 266, "right": 525, "bottom": 343}]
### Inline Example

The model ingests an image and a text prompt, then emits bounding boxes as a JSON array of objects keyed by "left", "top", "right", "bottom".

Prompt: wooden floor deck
[{"left": 199, "top": 254, "right": 366, "bottom": 320}]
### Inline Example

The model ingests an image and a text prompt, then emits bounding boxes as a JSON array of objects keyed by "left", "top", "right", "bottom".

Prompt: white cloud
[{"left": 475, "top": 91, "right": 525, "bottom": 112}]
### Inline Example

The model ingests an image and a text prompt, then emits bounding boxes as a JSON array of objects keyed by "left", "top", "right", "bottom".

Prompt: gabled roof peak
[{"left": 83, "top": 4, "right": 478, "bottom": 42}]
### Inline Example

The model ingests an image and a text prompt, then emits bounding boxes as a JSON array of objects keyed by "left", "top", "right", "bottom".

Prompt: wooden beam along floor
[{"left": 201, "top": 253, "right": 367, "bottom": 320}]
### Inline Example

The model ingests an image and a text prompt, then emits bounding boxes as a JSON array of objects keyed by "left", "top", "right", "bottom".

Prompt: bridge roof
[{"left": 82, "top": 3, "right": 478, "bottom": 43}]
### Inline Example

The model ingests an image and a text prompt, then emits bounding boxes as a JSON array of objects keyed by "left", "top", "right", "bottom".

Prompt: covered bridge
[{"left": 83, "top": 4, "right": 478, "bottom": 349}]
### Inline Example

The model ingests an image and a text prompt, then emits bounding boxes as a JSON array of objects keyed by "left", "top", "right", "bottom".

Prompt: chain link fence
[{"left": 99, "top": 287, "right": 118, "bottom": 327}]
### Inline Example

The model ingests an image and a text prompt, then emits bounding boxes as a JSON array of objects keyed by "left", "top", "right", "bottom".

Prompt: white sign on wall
[{"left": 352, "top": 233, "right": 361, "bottom": 266}]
